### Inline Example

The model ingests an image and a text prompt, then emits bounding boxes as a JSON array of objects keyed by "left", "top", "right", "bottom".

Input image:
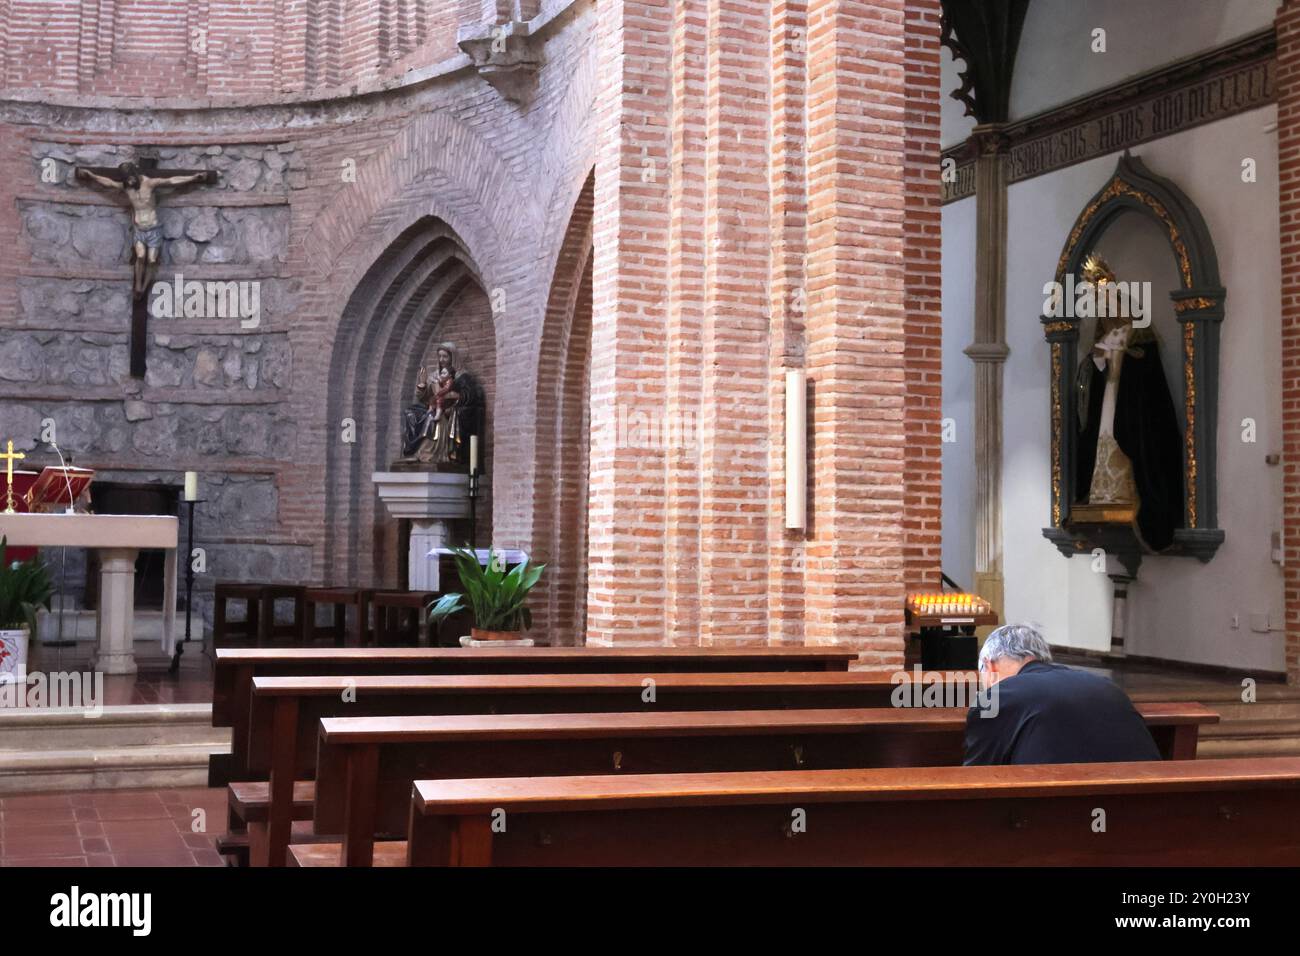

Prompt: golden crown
[{"left": 1081, "top": 253, "right": 1116, "bottom": 285}]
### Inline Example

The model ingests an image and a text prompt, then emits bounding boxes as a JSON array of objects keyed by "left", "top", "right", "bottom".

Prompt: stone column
[
  {"left": 964, "top": 125, "right": 1010, "bottom": 618},
  {"left": 94, "top": 549, "right": 140, "bottom": 675},
  {"left": 372, "top": 471, "right": 471, "bottom": 591},
  {"left": 408, "top": 520, "right": 449, "bottom": 592}
]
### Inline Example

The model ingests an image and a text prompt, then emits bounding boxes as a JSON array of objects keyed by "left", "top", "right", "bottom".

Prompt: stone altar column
[
  {"left": 964, "top": 125, "right": 1010, "bottom": 621},
  {"left": 372, "top": 471, "right": 471, "bottom": 591},
  {"left": 93, "top": 548, "right": 140, "bottom": 674}
]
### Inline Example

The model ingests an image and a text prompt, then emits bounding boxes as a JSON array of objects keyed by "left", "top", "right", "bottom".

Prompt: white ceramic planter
[{"left": 0, "top": 626, "right": 29, "bottom": 683}]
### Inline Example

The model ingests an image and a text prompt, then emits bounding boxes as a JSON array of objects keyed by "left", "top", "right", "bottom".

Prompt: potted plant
[
  {"left": 429, "top": 546, "right": 545, "bottom": 641},
  {"left": 0, "top": 536, "right": 54, "bottom": 683}
]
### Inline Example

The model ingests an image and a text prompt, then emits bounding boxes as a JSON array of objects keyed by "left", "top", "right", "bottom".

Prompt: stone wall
[
  {"left": 0, "top": 0, "right": 946, "bottom": 658},
  {"left": 0, "top": 1, "right": 601, "bottom": 643}
]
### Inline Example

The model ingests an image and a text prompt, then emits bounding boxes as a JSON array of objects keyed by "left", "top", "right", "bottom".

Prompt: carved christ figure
[{"left": 75, "top": 162, "right": 219, "bottom": 296}]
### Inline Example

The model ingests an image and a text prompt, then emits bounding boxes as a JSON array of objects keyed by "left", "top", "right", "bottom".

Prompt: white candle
[
  {"left": 184, "top": 471, "right": 198, "bottom": 502},
  {"left": 469, "top": 435, "right": 479, "bottom": 475}
]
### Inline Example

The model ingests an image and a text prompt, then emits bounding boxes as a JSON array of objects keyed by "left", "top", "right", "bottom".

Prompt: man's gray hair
[{"left": 978, "top": 623, "right": 1053, "bottom": 669}]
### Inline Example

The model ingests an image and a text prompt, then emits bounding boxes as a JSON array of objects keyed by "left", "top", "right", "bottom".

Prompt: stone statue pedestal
[{"left": 372, "top": 470, "right": 470, "bottom": 592}]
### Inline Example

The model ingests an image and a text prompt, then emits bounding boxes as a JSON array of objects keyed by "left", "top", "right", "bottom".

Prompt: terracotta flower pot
[{"left": 470, "top": 627, "right": 526, "bottom": 642}]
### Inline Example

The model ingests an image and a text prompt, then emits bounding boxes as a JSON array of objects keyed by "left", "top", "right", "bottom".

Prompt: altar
[{"left": 0, "top": 512, "right": 178, "bottom": 674}]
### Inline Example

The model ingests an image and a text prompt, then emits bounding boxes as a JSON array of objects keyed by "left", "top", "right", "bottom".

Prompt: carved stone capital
[
  {"left": 963, "top": 342, "right": 1010, "bottom": 364},
  {"left": 458, "top": 21, "right": 542, "bottom": 104},
  {"left": 969, "top": 123, "right": 1010, "bottom": 157}
]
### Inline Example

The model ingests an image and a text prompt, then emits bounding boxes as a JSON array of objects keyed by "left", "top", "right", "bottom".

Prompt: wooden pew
[
  {"left": 301, "top": 701, "right": 1217, "bottom": 866},
  {"left": 384, "top": 757, "right": 1300, "bottom": 867},
  {"left": 215, "top": 646, "right": 858, "bottom": 724},
  {"left": 211, "top": 646, "right": 860, "bottom": 783},
  {"left": 238, "top": 670, "right": 909, "bottom": 865}
]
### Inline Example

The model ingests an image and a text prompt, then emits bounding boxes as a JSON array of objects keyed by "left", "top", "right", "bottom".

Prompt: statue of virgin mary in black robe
[{"left": 1074, "top": 313, "right": 1184, "bottom": 553}]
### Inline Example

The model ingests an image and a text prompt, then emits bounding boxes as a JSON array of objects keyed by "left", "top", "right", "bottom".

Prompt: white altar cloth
[{"left": 0, "top": 512, "right": 178, "bottom": 674}]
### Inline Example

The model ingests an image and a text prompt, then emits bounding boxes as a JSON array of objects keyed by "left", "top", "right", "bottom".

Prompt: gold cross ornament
[{"left": 1, "top": 440, "right": 25, "bottom": 514}]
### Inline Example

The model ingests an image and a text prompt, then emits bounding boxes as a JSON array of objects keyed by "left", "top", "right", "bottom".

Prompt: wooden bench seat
[
  {"left": 305, "top": 701, "right": 1216, "bottom": 866},
  {"left": 241, "top": 670, "right": 910, "bottom": 865},
  {"left": 228, "top": 780, "right": 316, "bottom": 824},
  {"left": 405, "top": 756, "right": 1300, "bottom": 866}
]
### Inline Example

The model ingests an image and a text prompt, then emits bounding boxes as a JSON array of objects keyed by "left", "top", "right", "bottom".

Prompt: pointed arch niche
[
  {"left": 324, "top": 218, "right": 496, "bottom": 585},
  {"left": 1042, "top": 154, "right": 1225, "bottom": 572},
  {"left": 531, "top": 172, "right": 594, "bottom": 645}
]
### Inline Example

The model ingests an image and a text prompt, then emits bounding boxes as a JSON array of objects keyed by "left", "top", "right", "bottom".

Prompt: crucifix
[
  {"left": 74, "top": 158, "right": 220, "bottom": 378},
  {"left": 2, "top": 441, "right": 26, "bottom": 514}
]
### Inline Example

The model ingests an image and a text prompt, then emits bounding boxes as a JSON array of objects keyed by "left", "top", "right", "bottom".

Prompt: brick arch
[
  {"left": 323, "top": 216, "right": 493, "bottom": 583},
  {"left": 304, "top": 109, "right": 539, "bottom": 287},
  {"left": 467, "top": 40, "right": 599, "bottom": 552},
  {"left": 530, "top": 171, "right": 594, "bottom": 644}
]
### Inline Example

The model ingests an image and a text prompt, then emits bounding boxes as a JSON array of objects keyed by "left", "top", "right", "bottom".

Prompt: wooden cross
[
  {"left": 75, "top": 157, "right": 219, "bottom": 378},
  {"left": 2, "top": 441, "right": 26, "bottom": 515}
]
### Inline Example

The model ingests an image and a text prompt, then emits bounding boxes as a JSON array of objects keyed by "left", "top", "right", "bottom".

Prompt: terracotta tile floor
[{"left": 0, "top": 787, "right": 229, "bottom": 867}]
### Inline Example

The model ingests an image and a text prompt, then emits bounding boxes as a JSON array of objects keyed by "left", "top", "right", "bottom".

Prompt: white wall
[
  {"left": 1009, "top": 0, "right": 1279, "bottom": 121},
  {"left": 941, "top": 197, "right": 975, "bottom": 590},
  {"left": 995, "top": 105, "right": 1283, "bottom": 671}
]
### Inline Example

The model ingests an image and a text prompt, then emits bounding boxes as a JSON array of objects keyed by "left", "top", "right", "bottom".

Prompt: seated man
[{"left": 964, "top": 623, "right": 1160, "bottom": 765}]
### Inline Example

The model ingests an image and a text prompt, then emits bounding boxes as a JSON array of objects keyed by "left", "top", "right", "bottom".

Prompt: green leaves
[
  {"left": 0, "top": 536, "right": 54, "bottom": 633},
  {"left": 428, "top": 546, "right": 547, "bottom": 633}
]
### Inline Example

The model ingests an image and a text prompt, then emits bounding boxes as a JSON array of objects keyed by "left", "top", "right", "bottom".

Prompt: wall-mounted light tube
[{"left": 785, "top": 368, "right": 806, "bottom": 530}]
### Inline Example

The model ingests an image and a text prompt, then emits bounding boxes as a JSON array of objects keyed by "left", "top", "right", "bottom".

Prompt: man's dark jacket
[{"left": 964, "top": 660, "right": 1161, "bottom": 765}]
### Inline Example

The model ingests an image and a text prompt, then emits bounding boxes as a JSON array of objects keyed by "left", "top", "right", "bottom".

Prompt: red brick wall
[
  {"left": 805, "top": 0, "right": 895, "bottom": 664},
  {"left": 1278, "top": 0, "right": 1300, "bottom": 684},
  {"left": 0, "top": 0, "right": 465, "bottom": 99},
  {"left": 532, "top": 174, "right": 594, "bottom": 645},
  {"left": 902, "top": 0, "right": 943, "bottom": 597},
  {"left": 587, "top": 0, "right": 674, "bottom": 644}
]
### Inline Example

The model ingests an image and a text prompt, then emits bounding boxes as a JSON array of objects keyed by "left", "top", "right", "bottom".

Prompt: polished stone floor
[{"left": 2, "top": 646, "right": 215, "bottom": 707}]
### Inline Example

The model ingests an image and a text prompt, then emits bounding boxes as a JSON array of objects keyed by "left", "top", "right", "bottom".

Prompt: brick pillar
[
  {"left": 277, "top": 0, "right": 309, "bottom": 93},
  {"left": 902, "top": 0, "right": 943, "bottom": 597},
  {"left": 588, "top": 0, "right": 674, "bottom": 644},
  {"left": 767, "top": 0, "right": 810, "bottom": 645},
  {"left": 697, "top": 0, "right": 771, "bottom": 642},
  {"left": 803, "top": 0, "right": 910, "bottom": 666},
  {"left": 663, "top": 0, "right": 706, "bottom": 645},
  {"left": 1278, "top": 0, "right": 1300, "bottom": 684}
]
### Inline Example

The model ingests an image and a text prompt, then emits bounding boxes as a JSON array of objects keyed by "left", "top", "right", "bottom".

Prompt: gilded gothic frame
[{"left": 1042, "top": 153, "right": 1225, "bottom": 568}]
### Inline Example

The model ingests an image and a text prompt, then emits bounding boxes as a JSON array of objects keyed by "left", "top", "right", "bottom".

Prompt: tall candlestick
[
  {"left": 184, "top": 471, "right": 198, "bottom": 502},
  {"left": 469, "top": 435, "right": 479, "bottom": 475}
]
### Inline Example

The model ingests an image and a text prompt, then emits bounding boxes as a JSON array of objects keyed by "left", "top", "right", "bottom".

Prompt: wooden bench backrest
[
  {"left": 243, "top": 671, "right": 907, "bottom": 776},
  {"left": 406, "top": 756, "right": 1300, "bottom": 866},
  {"left": 313, "top": 702, "right": 1218, "bottom": 841},
  {"left": 213, "top": 647, "right": 858, "bottom": 726}
]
